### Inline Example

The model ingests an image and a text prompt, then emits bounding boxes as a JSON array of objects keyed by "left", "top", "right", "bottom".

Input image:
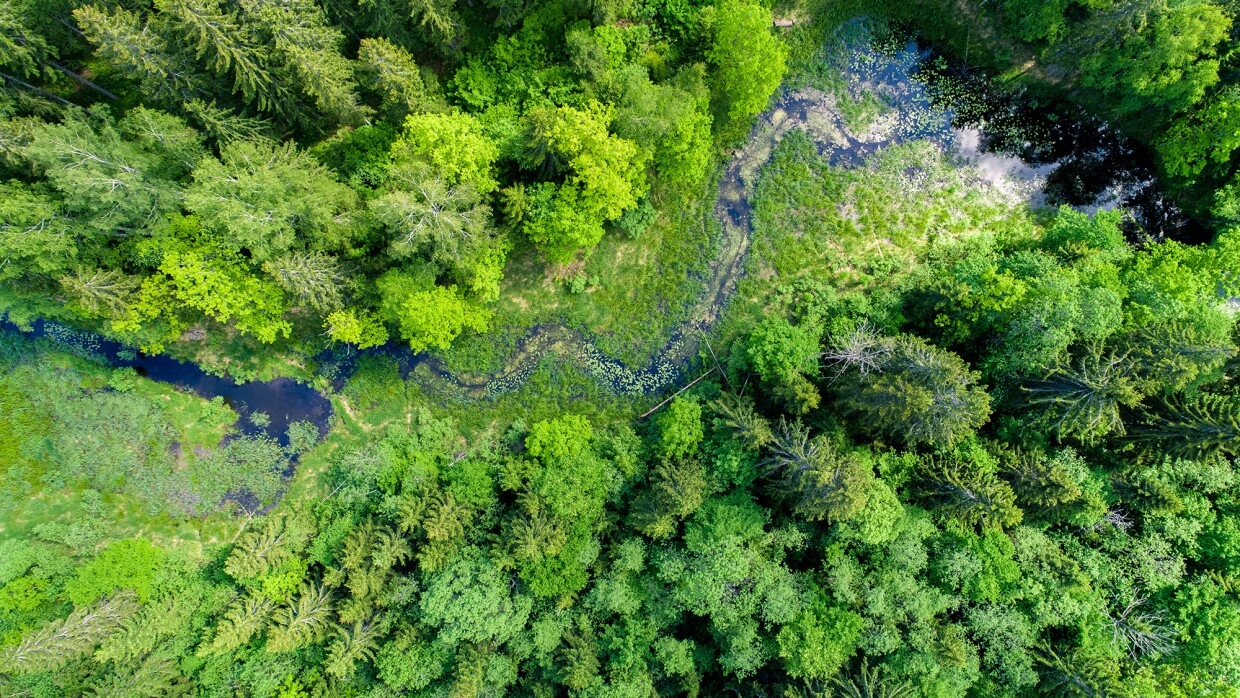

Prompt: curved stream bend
[{"left": 404, "top": 37, "right": 966, "bottom": 400}]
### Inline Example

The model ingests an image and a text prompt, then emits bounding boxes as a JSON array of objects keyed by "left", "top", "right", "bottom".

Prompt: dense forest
[{"left": 2, "top": 0, "right": 1240, "bottom": 695}]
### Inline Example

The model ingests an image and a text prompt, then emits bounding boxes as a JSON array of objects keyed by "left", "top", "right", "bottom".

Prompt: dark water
[
  {"left": 911, "top": 43, "right": 1209, "bottom": 244},
  {"left": 1, "top": 317, "right": 332, "bottom": 446}
]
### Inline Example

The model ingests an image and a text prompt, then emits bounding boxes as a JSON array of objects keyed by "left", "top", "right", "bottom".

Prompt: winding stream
[{"left": 2, "top": 24, "right": 1194, "bottom": 423}]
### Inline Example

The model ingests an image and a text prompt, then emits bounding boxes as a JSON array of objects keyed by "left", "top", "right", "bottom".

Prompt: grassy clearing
[
  {"left": 438, "top": 181, "right": 720, "bottom": 376},
  {"left": 0, "top": 332, "right": 242, "bottom": 553},
  {"left": 719, "top": 123, "right": 1035, "bottom": 344}
]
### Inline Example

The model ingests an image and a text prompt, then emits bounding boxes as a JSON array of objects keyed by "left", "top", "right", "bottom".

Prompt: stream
[{"left": 1, "top": 21, "right": 1199, "bottom": 433}]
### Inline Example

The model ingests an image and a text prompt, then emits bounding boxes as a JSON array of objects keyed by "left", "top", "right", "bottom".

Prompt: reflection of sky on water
[{"left": 819, "top": 24, "right": 1201, "bottom": 241}]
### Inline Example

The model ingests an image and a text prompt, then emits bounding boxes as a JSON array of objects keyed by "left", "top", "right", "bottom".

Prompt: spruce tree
[
  {"left": 1024, "top": 348, "right": 1141, "bottom": 444},
  {"left": 835, "top": 334, "right": 991, "bottom": 447},
  {"left": 265, "top": 583, "right": 334, "bottom": 653},
  {"left": 0, "top": 591, "right": 138, "bottom": 674},
  {"left": 357, "top": 37, "right": 432, "bottom": 121},
  {"left": 1135, "top": 395, "right": 1240, "bottom": 458},
  {"left": 261, "top": 251, "right": 344, "bottom": 314},
  {"left": 73, "top": 5, "right": 202, "bottom": 105},
  {"left": 200, "top": 595, "right": 273, "bottom": 655}
]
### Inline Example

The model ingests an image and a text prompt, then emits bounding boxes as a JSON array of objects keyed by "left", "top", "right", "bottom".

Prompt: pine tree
[
  {"left": 265, "top": 583, "right": 334, "bottom": 653},
  {"left": 94, "top": 589, "right": 200, "bottom": 665},
  {"left": 262, "top": 251, "right": 344, "bottom": 314},
  {"left": 200, "top": 594, "right": 273, "bottom": 655},
  {"left": 830, "top": 659, "right": 915, "bottom": 698},
  {"left": 629, "top": 457, "right": 708, "bottom": 539},
  {"left": 59, "top": 267, "right": 140, "bottom": 318},
  {"left": 1128, "top": 319, "right": 1236, "bottom": 393},
  {"left": 836, "top": 334, "right": 991, "bottom": 448},
  {"left": 1034, "top": 643, "right": 1124, "bottom": 697},
  {"left": 157, "top": 0, "right": 279, "bottom": 111},
  {"left": 1000, "top": 447, "right": 1107, "bottom": 525},
  {"left": 0, "top": 0, "right": 53, "bottom": 80},
  {"left": 1025, "top": 348, "right": 1141, "bottom": 444},
  {"left": 237, "top": 0, "right": 368, "bottom": 127},
  {"left": 87, "top": 653, "right": 184, "bottom": 697},
  {"left": 708, "top": 393, "right": 773, "bottom": 449},
  {"left": 558, "top": 628, "right": 601, "bottom": 691},
  {"left": 918, "top": 455, "right": 1022, "bottom": 529},
  {"left": 407, "top": 0, "right": 461, "bottom": 52},
  {"left": 763, "top": 420, "right": 872, "bottom": 522},
  {"left": 0, "top": 591, "right": 138, "bottom": 674},
  {"left": 1134, "top": 395, "right": 1240, "bottom": 458},
  {"left": 24, "top": 109, "right": 189, "bottom": 233},
  {"left": 182, "top": 99, "right": 274, "bottom": 145},
  {"left": 357, "top": 37, "right": 432, "bottom": 121},
  {"left": 335, "top": 519, "right": 410, "bottom": 605},
  {"left": 325, "top": 619, "right": 382, "bottom": 680},
  {"left": 224, "top": 512, "right": 311, "bottom": 580},
  {"left": 73, "top": 5, "right": 202, "bottom": 105},
  {"left": 506, "top": 506, "right": 568, "bottom": 564}
]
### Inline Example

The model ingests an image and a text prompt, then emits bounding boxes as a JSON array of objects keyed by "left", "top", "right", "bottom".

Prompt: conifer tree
[
  {"left": 1000, "top": 447, "right": 1108, "bottom": 525},
  {"left": 86, "top": 654, "right": 183, "bottom": 697},
  {"left": 157, "top": 0, "right": 277, "bottom": 110},
  {"left": 262, "top": 251, "right": 345, "bottom": 314},
  {"left": 1135, "top": 395, "right": 1240, "bottom": 458},
  {"left": 182, "top": 99, "right": 273, "bottom": 145},
  {"left": 200, "top": 595, "right": 274, "bottom": 655},
  {"left": 1025, "top": 348, "right": 1141, "bottom": 443},
  {"left": 918, "top": 455, "right": 1022, "bottom": 529},
  {"left": 835, "top": 334, "right": 991, "bottom": 447},
  {"left": 265, "top": 582, "right": 334, "bottom": 653},
  {"left": 629, "top": 457, "right": 708, "bottom": 538},
  {"left": 709, "top": 393, "right": 774, "bottom": 449},
  {"left": 763, "top": 420, "right": 872, "bottom": 522},
  {"left": 558, "top": 628, "right": 601, "bottom": 690},
  {"left": 237, "top": 0, "right": 367, "bottom": 127},
  {"left": 1127, "top": 318, "right": 1237, "bottom": 394},
  {"left": 59, "top": 268, "right": 139, "bottom": 319},
  {"left": 0, "top": 0, "right": 53, "bottom": 81},
  {"left": 408, "top": 0, "right": 462, "bottom": 52},
  {"left": 73, "top": 5, "right": 202, "bottom": 105},
  {"left": 357, "top": 37, "right": 432, "bottom": 121},
  {"left": 0, "top": 591, "right": 138, "bottom": 674},
  {"left": 325, "top": 619, "right": 382, "bottom": 680}
]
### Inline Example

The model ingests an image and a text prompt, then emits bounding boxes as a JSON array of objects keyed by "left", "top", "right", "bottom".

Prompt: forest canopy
[{"left": 2, "top": 0, "right": 1240, "bottom": 696}]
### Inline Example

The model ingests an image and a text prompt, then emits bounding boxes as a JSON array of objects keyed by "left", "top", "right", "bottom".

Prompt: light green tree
[
  {"left": 517, "top": 102, "right": 648, "bottom": 263},
  {"left": 393, "top": 111, "right": 499, "bottom": 193},
  {"left": 379, "top": 275, "right": 489, "bottom": 353},
  {"left": 325, "top": 308, "right": 389, "bottom": 349},
  {"left": 708, "top": 0, "right": 785, "bottom": 137}
]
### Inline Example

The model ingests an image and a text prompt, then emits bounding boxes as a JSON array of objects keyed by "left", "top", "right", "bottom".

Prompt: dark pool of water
[
  {"left": 912, "top": 44, "right": 1210, "bottom": 244},
  {"left": 1, "top": 317, "right": 332, "bottom": 447}
]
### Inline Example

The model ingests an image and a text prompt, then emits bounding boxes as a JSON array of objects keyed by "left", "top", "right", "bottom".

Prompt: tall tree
[
  {"left": 707, "top": 0, "right": 785, "bottom": 139},
  {"left": 1024, "top": 348, "right": 1142, "bottom": 444},
  {"left": 0, "top": 591, "right": 138, "bottom": 674},
  {"left": 185, "top": 139, "right": 358, "bottom": 263},
  {"left": 834, "top": 333, "right": 992, "bottom": 448}
]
